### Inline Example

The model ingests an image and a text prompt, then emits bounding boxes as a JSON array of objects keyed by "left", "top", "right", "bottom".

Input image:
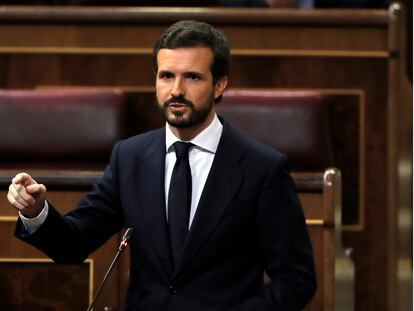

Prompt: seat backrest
[
  {"left": 0, "top": 89, "right": 126, "bottom": 168},
  {"left": 217, "top": 90, "right": 334, "bottom": 171}
]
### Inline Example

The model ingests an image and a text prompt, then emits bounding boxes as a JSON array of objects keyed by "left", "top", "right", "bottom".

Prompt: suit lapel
[
  {"left": 137, "top": 128, "right": 174, "bottom": 276},
  {"left": 173, "top": 123, "right": 245, "bottom": 278}
]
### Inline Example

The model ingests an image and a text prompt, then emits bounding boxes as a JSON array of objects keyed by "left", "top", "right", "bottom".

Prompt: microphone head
[
  {"left": 122, "top": 228, "right": 134, "bottom": 242},
  {"left": 118, "top": 228, "right": 134, "bottom": 252}
]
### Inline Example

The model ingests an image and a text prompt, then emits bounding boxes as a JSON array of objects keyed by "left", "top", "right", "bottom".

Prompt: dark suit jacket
[{"left": 16, "top": 119, "right": 316, "bottom": 311}]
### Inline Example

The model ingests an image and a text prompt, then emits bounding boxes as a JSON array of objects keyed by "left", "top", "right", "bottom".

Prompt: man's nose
[{"left": 171, "top": 78, "right": 185, "bottom": 97}]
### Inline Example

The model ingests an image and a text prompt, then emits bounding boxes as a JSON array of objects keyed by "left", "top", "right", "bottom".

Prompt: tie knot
[{"left": 173, "top": 141, "right": 191, "bottom": 158}]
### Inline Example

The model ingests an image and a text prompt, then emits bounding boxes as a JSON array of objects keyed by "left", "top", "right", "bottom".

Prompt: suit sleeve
[
  {"left": 231, "top": 155, "right": 317, "bottom": 310},
  {"left": 14, "top": 141, "right": 125, "bottom": 264}
]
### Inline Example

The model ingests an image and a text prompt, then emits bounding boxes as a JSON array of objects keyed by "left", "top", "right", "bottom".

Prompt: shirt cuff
[{"left": 19, "top": 201, "right": 49, "bottom": 235}]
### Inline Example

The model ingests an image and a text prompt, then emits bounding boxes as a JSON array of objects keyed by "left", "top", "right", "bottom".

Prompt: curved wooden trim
[
  {"left": 0, "top": 6, "right": 388, "bottom": 26},
  {"left": 0, "top": 216, "right": 18, "bottom": 222},
  {"left": 292, "top": 172, "right": 324, "bottom": 191},
  {"left": 233, "top": 49, "right": 389, "bottom": 58},
  {"left": 0, "top": 47, "right": 390, "bottom": 58},
  {"left": 306, "top": 219, "right": 333, "bottom": 227},
  {"left": 0, "top": 170, "right": 326, "bottom": 191},
  {"left": 88, "top": 259, "right": 94, "bottom": 306},
  {"left": 0, "top": 257, "right": 54, "bottom": 262},
  {"left": 0, "top": 170, "right": 102, "bottom": 189}
]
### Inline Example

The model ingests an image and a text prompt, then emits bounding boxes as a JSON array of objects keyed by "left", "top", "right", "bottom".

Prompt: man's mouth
[
  {"left": 166, "top": 102, "right": 191, "bottom": 114},
  {"left": 167, "top": 102, "right": 188, "bottom": 107},
  {"left": 164, "top": 96, "right": 193, "bottom": 107}
]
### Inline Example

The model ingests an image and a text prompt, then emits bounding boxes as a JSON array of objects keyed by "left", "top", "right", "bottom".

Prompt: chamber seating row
[{"left": 0, "top": 88, "right": 351, "bottom": 310}]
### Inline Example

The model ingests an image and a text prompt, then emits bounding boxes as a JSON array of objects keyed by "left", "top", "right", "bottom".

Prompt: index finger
[{"left": 12, "top": 173, "right": 33, "bottom": 186}]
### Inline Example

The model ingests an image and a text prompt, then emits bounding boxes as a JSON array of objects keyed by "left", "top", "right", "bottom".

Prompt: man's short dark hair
[{"left": 153, "top": 20, "right": 231, "bottom": 85}]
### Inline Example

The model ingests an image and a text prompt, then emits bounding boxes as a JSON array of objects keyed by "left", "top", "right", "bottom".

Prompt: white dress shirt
[
  {"left": 165, "top": 114, "right": 223, "bottom": 228},
  {"left": 21, "top": 114, "right": 223, "bottom": 233},
  {"left": 20, "top": 201, "right": 49, "bottom": 235}
]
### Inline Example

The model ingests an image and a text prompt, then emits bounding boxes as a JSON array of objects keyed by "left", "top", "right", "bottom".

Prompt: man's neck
[{"left": 168, "top": 112, "right": 216, "bottom": 141}]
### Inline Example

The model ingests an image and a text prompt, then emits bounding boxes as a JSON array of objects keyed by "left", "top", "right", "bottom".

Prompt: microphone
[
  {"left": 118, "top": 228, "right": 133, "bottom": 252},
  {"left": 86, "top": 228, "right": 133, "bottom": 311}
]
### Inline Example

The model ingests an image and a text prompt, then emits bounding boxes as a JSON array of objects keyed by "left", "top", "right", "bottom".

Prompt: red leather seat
[
  {"left": 0, "top": 89, "right": 126, "bottom": 169},
  {"left": 217, "top": 90, "right": 334, "bottom": 171}
]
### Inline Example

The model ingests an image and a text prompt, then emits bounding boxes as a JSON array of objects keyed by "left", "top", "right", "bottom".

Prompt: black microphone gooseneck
[{"left": 86, "top": 228, "right": 133, "bottom": 311}]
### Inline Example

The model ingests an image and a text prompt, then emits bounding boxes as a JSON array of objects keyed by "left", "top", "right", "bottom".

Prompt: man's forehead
[
  {"left": 157, "top": 47, "right": 213, "bottom": 72},
  {"left": 158, "top": 47, "right": 212, "bottom": 61}
]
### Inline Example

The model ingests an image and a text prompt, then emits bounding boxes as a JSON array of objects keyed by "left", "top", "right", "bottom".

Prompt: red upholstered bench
[
  {"left": 218, "top": 90, "right": 334, "bottom": 171},
  {"left": 0, "top": 89, "right": 126, "bottom": 170}
]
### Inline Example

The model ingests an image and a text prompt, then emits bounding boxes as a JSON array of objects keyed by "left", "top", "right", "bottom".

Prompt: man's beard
[{"left": 158, "top": 94, "right": 215, "bottom": 128}]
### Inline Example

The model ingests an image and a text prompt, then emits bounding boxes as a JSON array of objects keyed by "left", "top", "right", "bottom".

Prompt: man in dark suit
[{"left": 7, "top": 20, "right": 316, "bottom": 310}]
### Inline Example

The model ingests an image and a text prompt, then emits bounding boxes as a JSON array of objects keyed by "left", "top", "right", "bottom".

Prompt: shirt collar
[{"left": 165, "top": 114, "right": 223, "bottom": 154}]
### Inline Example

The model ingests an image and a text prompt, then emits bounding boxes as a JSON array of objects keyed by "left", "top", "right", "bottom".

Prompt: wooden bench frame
[{"left": 0, "top": 167, "right": 351, "bottom": 310}]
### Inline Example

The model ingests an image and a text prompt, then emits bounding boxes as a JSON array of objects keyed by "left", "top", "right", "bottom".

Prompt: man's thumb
[{"left": 26, "top": 184, "right": 46, "bottom": 195}]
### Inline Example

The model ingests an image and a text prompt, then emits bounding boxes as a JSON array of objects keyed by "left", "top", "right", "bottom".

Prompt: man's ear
[{"left": 214, "top": 76, "right": 228, "bottom": 100}]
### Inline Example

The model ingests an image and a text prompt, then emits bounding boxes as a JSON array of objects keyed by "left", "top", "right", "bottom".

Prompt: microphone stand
[{"left": 86, "top": 228, "right": 133, "bottom": 311}]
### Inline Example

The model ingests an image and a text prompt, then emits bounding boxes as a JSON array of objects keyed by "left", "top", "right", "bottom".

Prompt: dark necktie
[{"left": 168, "top": 141, "right": 192, "bottom": 266}]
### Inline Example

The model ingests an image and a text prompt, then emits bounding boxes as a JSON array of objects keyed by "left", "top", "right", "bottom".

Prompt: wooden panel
[
  {"left": 0, "top": 184, "right": 122, "bottom": 311},
  {"left": 0, "top": 24, "right": 388, "bottom": 53},
  {"left": 296, "top": 169, "right": 341, "bottom": 311},
  {"left": 307, "top": 227, "right": 333, "bottom": 311},
  {"left": 0, "top": 259, "right": 91, "bottom": 310},
  {"left": 300, "top": 193, "right": 324, "bottom": 220}
]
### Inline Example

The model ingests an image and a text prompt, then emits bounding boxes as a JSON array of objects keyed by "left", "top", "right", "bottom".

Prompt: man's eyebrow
[
  {"left": 185, "top": 71, "right": 205, "bottom": 77},
  {"left": 158, "top": 70, "right": 205, "bottom": 78},
  {"left": 158, "top": 70, "right": 173, "bottom": 76}
]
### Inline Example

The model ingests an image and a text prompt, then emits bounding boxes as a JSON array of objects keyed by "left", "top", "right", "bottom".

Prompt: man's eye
[
  {"left": 160, "top": 72, "right": 173, "bottom": 80},
  {"left": 187, "top": 74, "right": 200, "bottom": 81}
]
